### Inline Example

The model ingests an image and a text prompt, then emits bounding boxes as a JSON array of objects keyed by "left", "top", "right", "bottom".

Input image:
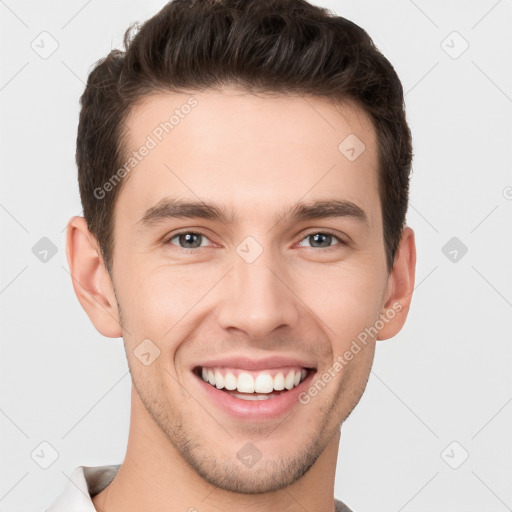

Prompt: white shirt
[
  {"left": 44, "top": 464, "right": 120, "bottom": 512},
  {"left": 44, "top": 464, "right": 353, "bottom": 512}
]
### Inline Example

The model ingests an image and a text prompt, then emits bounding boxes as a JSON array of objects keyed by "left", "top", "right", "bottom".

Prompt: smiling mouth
[{"left": 193, "top": 365, "right": 315, "bottom": 400}]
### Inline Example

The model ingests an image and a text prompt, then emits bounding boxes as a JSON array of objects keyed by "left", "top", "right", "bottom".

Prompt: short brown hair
[{"left": 76, "top": 0, "right": 412, "bottom": 274}]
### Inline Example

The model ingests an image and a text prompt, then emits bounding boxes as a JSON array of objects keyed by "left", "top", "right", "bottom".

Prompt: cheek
[
  {"left": 117, "top": 247, "right": 387, "bottom": 355},
  {"left": 297, "top": 265, "right": 386, "bottom": 340},
  {"left": 116, "top": 266, "right": 185, "bottom": 345}
]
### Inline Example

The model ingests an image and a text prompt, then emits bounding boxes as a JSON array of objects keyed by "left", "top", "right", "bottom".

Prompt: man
[{"left": 47, "top": 0, "right": 416, "bottom": 510}]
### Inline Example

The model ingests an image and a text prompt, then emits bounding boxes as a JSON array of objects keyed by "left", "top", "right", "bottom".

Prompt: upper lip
[{"left": 193, "top": 354, "right": 317, "bottom": 371}]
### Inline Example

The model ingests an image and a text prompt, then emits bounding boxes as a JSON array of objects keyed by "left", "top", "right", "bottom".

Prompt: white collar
[{"left": 45, "top": 464, "right": 120, "bottom": 512}]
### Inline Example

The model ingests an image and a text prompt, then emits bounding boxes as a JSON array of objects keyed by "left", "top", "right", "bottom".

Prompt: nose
[{"left": 216, "top": 248, "right": 301, "bottom": 339}]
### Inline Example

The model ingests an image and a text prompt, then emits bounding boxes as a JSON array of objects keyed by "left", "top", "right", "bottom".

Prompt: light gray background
[{"left": 1, "top": 1, "right": 511, "bottom": 511}]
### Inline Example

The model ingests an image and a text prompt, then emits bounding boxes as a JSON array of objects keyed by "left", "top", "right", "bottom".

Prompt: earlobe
[
  {"left": 377, "top": 226, "right": 416, "bottom": 341},
  {"left": 65, "top": 216, "right": 123, "bottom": 338}
]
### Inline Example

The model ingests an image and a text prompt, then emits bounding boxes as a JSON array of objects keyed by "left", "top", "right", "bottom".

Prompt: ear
[
  {"left": 377, "top": 226, "right": 416, "bottom": 341},
  {"left": 65, "top": 216, "right": 123, "bottom": 338}
]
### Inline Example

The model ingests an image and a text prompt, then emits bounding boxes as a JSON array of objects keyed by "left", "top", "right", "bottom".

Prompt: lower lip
[{"left": 194, "top": 370, "right": 315, "bottom": 420}]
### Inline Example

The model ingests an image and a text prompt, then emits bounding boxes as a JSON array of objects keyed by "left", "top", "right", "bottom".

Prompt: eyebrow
[{"left": 136, "top": 197, "right": 368, "bottom": 231}]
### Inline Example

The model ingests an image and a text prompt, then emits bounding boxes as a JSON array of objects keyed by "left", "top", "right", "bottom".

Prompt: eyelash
[{"left": 165, "top": 230, "right": 347, "bottom": 253}]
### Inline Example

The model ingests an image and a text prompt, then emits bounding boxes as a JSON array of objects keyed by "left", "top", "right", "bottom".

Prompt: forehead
[{"left": 116, "top": 87, "right": 380, "bottom": 229}]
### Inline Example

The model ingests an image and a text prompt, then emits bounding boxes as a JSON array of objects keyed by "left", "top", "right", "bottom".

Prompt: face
[{"left": 90, "top": 87, "right": 405, "bottom": 492}]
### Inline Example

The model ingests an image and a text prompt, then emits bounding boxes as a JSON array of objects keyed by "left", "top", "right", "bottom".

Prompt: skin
[{"left": 66, "top": 86, "right": 416, "bottom": 512}]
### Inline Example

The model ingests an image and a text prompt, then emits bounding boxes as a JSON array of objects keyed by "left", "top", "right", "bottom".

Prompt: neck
[{"left": 93, "top": 385, "right": 341, "bottom": 512}]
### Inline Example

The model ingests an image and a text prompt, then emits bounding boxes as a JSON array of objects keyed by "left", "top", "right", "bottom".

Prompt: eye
[
  {"left": 165, "top": 230, "right": 346, "bottom": 252},
  {"left": 298, "top": 231, "right": 345, "bottom": 250},
  {"left": 166, "top": 231, "right": 212, "bottom": 250}
]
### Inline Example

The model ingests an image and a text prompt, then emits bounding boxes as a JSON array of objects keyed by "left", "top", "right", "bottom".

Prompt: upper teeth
[{"left": 200, "top": 367, "right": 307, "bottom": 393}]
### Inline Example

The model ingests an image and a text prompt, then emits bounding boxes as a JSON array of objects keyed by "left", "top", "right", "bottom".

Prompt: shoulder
[{"left": 335, "top": 498, "right": 355, "bottom": 512}]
